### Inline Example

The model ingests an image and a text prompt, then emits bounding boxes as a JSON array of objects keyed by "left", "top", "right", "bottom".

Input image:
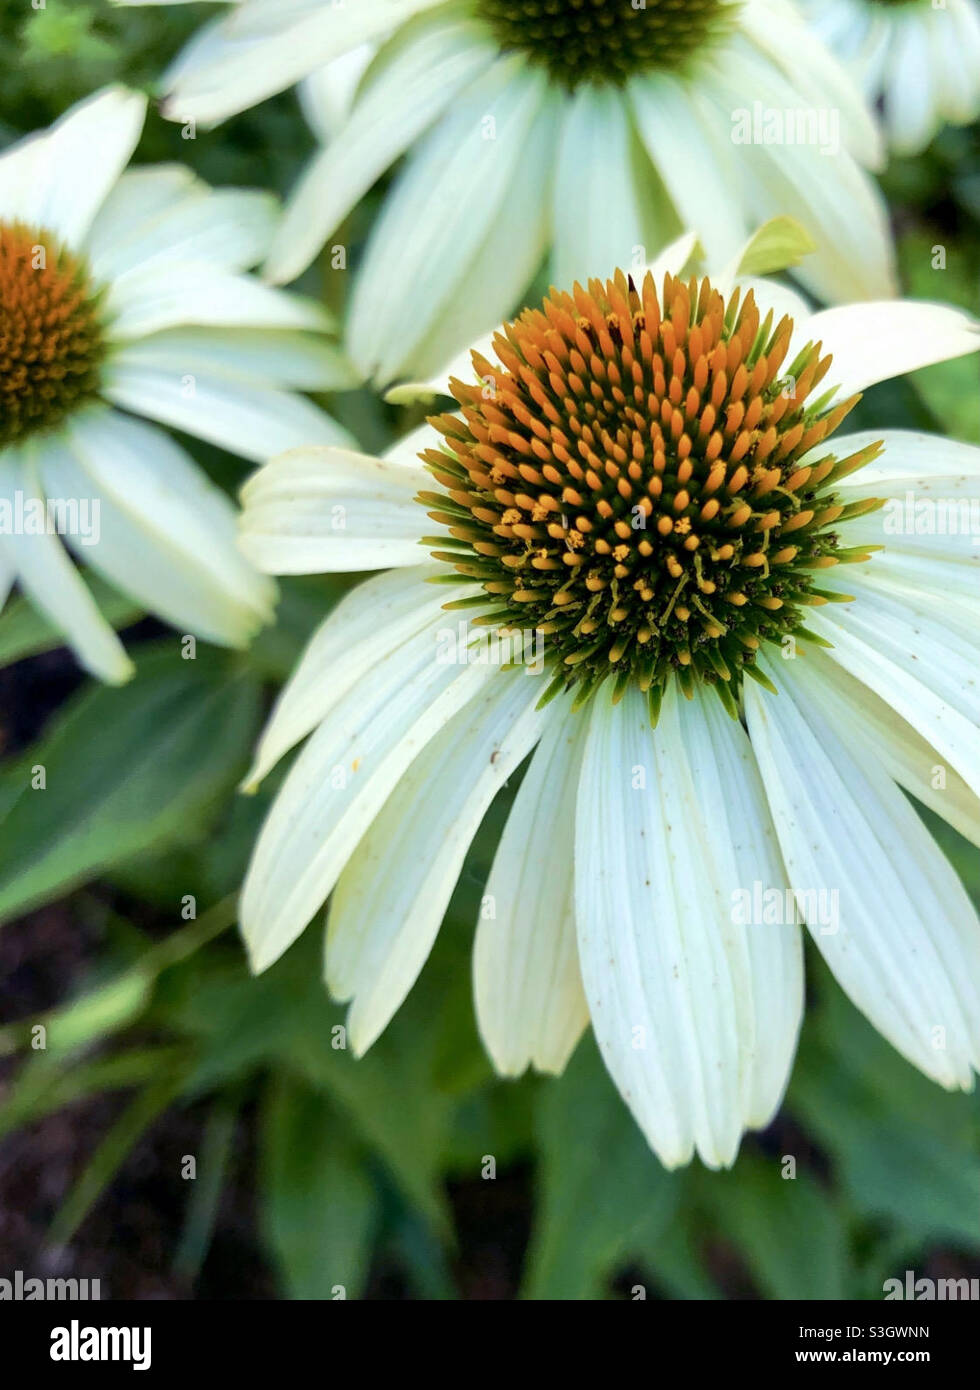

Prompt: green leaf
[
  {"left": 0, "top": 1046, "right": 188, "bottom": 1142},
  {"left": 789, "top": 957, "right": 980, "bottom": 1253},
  {"left": 0, "top": 647, "right": 259, "bottom": 925},
  {"left": 734, "top": 216, "right": 817, "bottom": 278},
  {"left": 0, "top": 572, "right": 141, "bottom": 670},
  {"left": 523, "top": 1037, "right": 680, "bottom": 1299},
  {"left": 49, "top": 1071, "right": 188, "bottom": 1246},
  {"left": 260, "top": 1076, "right": 377, "bottom": 1300},
  {"left": 173, "top": 1086, "right": 244, "bottom": 1285},
  {"left": 164, "top": 933, "right": 454, "bottom": 1236},
  {"left": 693, "top": 1153, "right": 847, "bottom": 1299}
]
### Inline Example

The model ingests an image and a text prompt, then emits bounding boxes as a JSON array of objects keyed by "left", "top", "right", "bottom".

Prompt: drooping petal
[
  {"left": 806, "top": 583, "right": 980, "bottom": 802},
  {"left": 39, "top": 409, "right": 274, "bottom": 649},
  {"left": 327, "top": 670, "right": 550, "bottom": 1054},
  {"left": 674, "top": 688, "right": 804, "bottom": 1131},
  {"left": 0, "top": 442, "right": 132, "bottom": 684},
  {"left": 105, "top": 265, "right": 329, "bottom": 339},
  {"left": 551, "top": 82, "right": 664, "bottom": 290},
  {"left": 240, "top": 614, "right": 495, "bottom": 971},
  {"left": 629, "top": 72, "right": 745, "bottom": 268},
  {"left": 474, "top": 693, "right": 590, "bottom": 1078},
  {"left": 158, "top": 0, "right": 446, "bottom": 127},
  {"left": 745, "top": 654, "right": 980, "bottom": 1089},
  {"left": 241, "top": 565, "right": 462, "bottom": 791},
  {"left": 88, "top": 171, "right": 277, "bottom": 280},
  {"left": 574, "top": 684, "right": 788, "bottom": 1169},
  {"left": 109, "top": 326, "right": 358, "bottom": 394},
  {"left": 787, "top": 644, "right": 980, "bottom": 850}
]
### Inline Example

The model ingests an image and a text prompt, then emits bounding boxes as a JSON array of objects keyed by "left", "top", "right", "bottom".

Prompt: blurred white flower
[
  {"left": 801, "top": 0, "right": 980, "bottom": 155},
  {"left": 118, "top": 0, "right": 895, "bottom": 383},
  {"left": 0, "top": 87, "right": 355, "bottom": 683},
  {"left": 235, "top": 228, "right": 980, "bottom": 1169}
]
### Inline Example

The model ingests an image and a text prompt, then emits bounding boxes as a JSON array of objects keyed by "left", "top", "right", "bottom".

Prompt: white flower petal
[
  {"left": 240, "top": 615, "right": 495, "bottom": 971},
  {"left": 238, "top": 446, "right": 427, "bottom": 574},
  {"left": 111, "top": 326, "right": 358, "bottom": 393},
  {"left": 806, "top": 583, "right": 980, "bottom": 802},
  {"left": 327, "top": 671, "right": 549, "bottom": 1054},
  {"left": 39, "top": 409, "right": 273, "bottom": 648},
  {"left": 242, "top": 564, "right": 456, "bottom": 790},
  {"left": 102, "top": 362, "right": 353, "bottom": 462},
  {"left": 0, "top": 441, "right": 132, "bottom": 684},
  {"left": 473, "top": 694, "right": 590, "bottom": 1077},
  {"left": 297, "top": 43, "right": 374, "bottom": 143},
  {"left": 574, "top": 685, "right": 779, "bottom": 1169},
  {"left": 829, "top": 429, "right": 980, "bottom": 567},
  {"left": 87, "top": 172, "right": 277, "bottom": 280},
  {"left": 791, "top": 644, "right": 980, "bottom": 850},
  {"left": 105, "top": 265, "right": 328, "bottom": 339},
  {"left": 0, "top": 87, "right": 145, "bottom": 249},
  {"left": 551, "top": 83, "right": 661, "bottom": 291},
  {"left": 629, "top": 73, "right": 745, "bottom": 267},
  {"left": 160, "top": 0, "right": 446, "bottom": 127},
  {"left": 266, "top": 14, "right": 497, "bottom": 284},
  {"left": 704, "top": 39, "right": 896, "bottom": 301},
  {"left": 885, "top": 11, "right": 939, "bottom": 155},
  {"left": 346, "top": 57, "right": 548, "bottom": 385},
  {"left": 674, "top": 687, "right": 804, "bottom": 1130},
  {"left": 402, "top": 90, "right": 560, "bottom": 381},
  {"left": 804, "top": 302, "right": 980, "bottom": 400},
  {"left": 740, "top": 0, "right": 884, "bottom": 167},
  {"left": 745, "top": 654, "right": 980, "bottom": 1088}
]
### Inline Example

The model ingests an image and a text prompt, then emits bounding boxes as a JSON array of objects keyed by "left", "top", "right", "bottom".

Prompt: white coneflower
[
  {"left": 119, "top": 0, "right": 895, "bottom": 384},
  {"left": 235, "top": 231, "right": 980, "bottom": 1169},
  {"left": 801, "top": 0, "right": 980, "bottom": 155},
  {"left": 0, "top": 87, "right": 354, "bottom": 683}
]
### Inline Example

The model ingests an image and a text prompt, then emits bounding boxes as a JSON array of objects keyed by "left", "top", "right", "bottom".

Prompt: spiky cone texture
[
  {"left": 236, "top": 248, "right": 980, "bottom": 1171},
  {"left": 422, "top": 271, "right": 884, "bottom": 720}
]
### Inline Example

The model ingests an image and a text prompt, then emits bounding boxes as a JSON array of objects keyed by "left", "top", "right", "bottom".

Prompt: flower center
[
  {"left": 421, "top": 273, "right": 884, "bottom": 717},
  {"left": 478, "top": 0, "right": 734, "bottom": 88},
  {"left": 0, "top": 222, "right": 106, "bottom": 449}
]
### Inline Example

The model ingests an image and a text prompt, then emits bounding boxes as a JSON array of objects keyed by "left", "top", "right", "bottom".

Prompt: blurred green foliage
[{"left": 0, "top": 0, "right": 978, "bottom": 1300}]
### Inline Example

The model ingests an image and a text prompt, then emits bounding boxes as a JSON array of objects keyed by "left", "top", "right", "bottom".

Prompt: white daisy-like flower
[
  {"left": 234, "top": 229, "right": 980, "bottom": 1169},
  {"left": 119, "top": 0, "right": 896, "bottom": 385},
  {"left": 0, "top": 86, "right": 355, "bottom": 683},
  {"left": 801, "top": 0, "right": 980, "bottom": 155}
]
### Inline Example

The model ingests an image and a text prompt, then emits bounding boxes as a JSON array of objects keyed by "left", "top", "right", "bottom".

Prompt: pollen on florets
[
  {"left": 419, "top": 271, "right": 885, "bottom": 719},
  {"left": 0, "top": 222, "right": 106, "bottom": 449},
  {"left": 479, "top": 0, "right": 735, "bottom": 89}
]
